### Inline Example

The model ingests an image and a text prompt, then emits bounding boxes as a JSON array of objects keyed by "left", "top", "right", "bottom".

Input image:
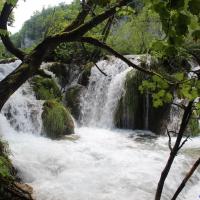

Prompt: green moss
[
  {"left": 188, "top": 117, "right": 200, "bottom": 137},
  {"left": 78, "top": 62, "right": 93, "bottom": 86},
  {"left": 31, "top": 76, "right": 61, "bottom": 101},
  {"left": 42, "top": 100, "right": 74, "bottom": 139},
  {"left": 49, "top": 63, "right": 69, "bottom": 86},
  {"left": 0, "top": 139, "right": 12, "bottom": 182},
  {"left": 114, "top": 69, "right": 170, "bottom": 134},
  {"left": 65, "top": 84, "right": 83, "bottom": 120},
  {"left": 114, "top": 70, "right": 145, "bottom": 129},
  {"left": 0, "top": 138, "right": 14, "bottom": 199},
  {"left": 0, "top": 156, "right": 12, "bottom": 180}
]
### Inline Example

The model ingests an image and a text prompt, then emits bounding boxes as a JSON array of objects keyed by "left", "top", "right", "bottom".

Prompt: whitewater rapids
[
  {"left": 0, "top": 114, "right": 200, "bottom": 200},
  {"left": 0, "top": 59, "right": 199, "bottom": 200}
]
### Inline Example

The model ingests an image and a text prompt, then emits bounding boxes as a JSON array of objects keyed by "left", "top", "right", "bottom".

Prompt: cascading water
[
  {"left": 0, "top": 60, "right": 200, "bottom": 200},
  {"left": 80, "top": 56, "right": 140, "bottom": 128},
  {"left": 0, "top": 61, "right": 43, "bottom": 134}
]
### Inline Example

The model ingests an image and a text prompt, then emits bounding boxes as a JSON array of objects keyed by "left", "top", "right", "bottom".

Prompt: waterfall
[
  {"left": 0, "top": 61, "right": 43, "bottom": 134},
  {"left": 0, "top": 60, "right": 200, "bottom": 200},
  {"left": 80, "top": 56, "right": 141, "bottom": 128}
]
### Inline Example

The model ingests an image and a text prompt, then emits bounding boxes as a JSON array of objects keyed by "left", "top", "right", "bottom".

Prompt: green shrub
[{"left": 42, "top": 100, "right": 74, "bottom": 139}]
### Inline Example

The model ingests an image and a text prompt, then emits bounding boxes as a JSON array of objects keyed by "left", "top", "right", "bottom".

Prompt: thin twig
[
  {"left": 178, "top": 136, "right": 190, "bottom": 151},
  {"left": 167, "top": 128, "right": 172, "bottom": 151}
]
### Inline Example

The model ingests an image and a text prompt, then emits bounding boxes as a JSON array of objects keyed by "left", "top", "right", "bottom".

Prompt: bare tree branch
[
  {"left": 166, "top": 128, "right": 172, "bottom": 151},
  {"left": 0, "top": 2, "right": 26, "bottom": 60},
  {"left": 171, "top": 157, "right": 200, "bottom": 200},
  {"left": 79, "top": 36, "right": 169, "bottom": 79},
  {"left": 155, "top": 101, "right": 194, "bottom": 200},
  {"left": 64, "top": 0, "right": 95, "bottom": 32},
  {"left": 178, "top": 136, "right": 190, "bottom": 151},
  {"left": 0, "top": 0, "right": 130, "bottom": 110}
]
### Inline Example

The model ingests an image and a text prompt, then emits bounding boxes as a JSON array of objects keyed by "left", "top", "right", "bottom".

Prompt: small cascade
[
  {"left": 80, "top": 56, "right": 140, "bottom": 128},
  {"left": 0, "top": 60, "right": 21, "bottom": 81},
  {"left": 0, "top": 61, "right": 43, "bottom": 134}
]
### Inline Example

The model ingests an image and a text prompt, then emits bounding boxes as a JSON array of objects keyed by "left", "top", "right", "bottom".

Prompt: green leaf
[
  {"left": 165, "top": 92, "right": 173, "bottom": 102},
  {"left": 192, "top": 30, "right": 200, "bottom": 41},
  {"left": 174, "top": 13, "right": 191, "bottom": 35},
  {"left": 188, "top": 0, "right": 200, "bottom": 15},
  {"left": 169, "top": 0, "right": 185, "bottom": 10},
  {"left": 6, "top": 0, "right": 17, "bottom": 6},
  {"left": 174, "top": 72, "right": 184, "bottom": 81},
  {"left": 0, "top": 28, "right": 8, "bottom": 36},
  {"left": 94, "top": 0, "right": 111, "bottom": 7}
]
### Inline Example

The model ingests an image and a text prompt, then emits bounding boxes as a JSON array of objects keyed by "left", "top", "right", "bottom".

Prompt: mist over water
[{"left": 0, "top": 60, "right": 200, "bottom": 200}]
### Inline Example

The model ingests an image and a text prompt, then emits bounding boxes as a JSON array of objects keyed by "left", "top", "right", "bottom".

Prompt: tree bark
[
  {"left": 155, "top": 101, "right": 193, "bottom": 200},
  {"left": 171, "top": 157, "right": 200, "bottom": 200}
]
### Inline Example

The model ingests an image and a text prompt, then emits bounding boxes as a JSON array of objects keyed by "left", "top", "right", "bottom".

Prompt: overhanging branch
[
  {"left": 79, "top": 36, "right": 159, "bottom": 76},
  {"left": 0, "top": 2, "right": 26, "bottom": 60}
]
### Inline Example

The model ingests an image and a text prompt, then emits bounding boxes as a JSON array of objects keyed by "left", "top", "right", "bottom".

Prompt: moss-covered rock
[
  {"left": 78, "top": 62, "right": 93, "bottom": 86},
  {"left": 114, "top": 69, "right": 170, "bottom": 135},
  {"left": 187, "top": 116, "right": 200, "bottom": 137},
  {"left": 0, "top": 138, "right": 34, "bottom": 200},
  {"left": 114, "top": 70, "right": 146, "bottom": 129},
  {"left": 49, "top": 62, "right": 70, "bottom": 87},
  {"left": 42, "top": 100, "right": 74, "bottom": 139},
  {"left": 0, "top": 139, "right": 13, "bottom": 182},
  {"left": 31, "top": 76, "right": 61, "bottom": 101},
  {"left": 65, "top": 84, "right": 84, "bottom": 120}
]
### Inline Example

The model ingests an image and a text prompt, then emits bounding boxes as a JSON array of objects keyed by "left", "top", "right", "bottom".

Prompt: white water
[
  {"left": 80, "top": 56, "right": 141, "bottom": 128},
  {"left": 0, "top": 60, "right": 200, "bottom": 200},
  {"left": 0, "top": 61, "right": 43, "bottom": 134}
]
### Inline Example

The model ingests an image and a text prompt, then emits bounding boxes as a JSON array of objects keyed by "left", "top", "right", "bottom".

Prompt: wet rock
[
  {"left": 64, "top": 84, "right": 84, "bottom": 120},
  {"left": 78, "top": 63, "right": 93, "bottom": 86}
]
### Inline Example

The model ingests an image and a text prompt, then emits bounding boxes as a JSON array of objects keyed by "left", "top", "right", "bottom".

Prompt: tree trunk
[
  {"left": 0, "top": 58, "right": 41, "bottom": 110},
  {"left": 155, "top": 101, "right": 193, "bottom": 200}
]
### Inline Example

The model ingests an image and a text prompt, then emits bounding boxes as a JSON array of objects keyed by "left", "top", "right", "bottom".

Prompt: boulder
[{"left": 42, "top": 100, "right": 74, "bottom": 139}]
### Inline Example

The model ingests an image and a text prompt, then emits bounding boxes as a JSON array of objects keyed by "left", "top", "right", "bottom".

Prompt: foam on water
[
  {"left": 0, "top": 116, "right": 200, "bottom": 200},
  {"left": 0, "top": 60, "right": 199, "bottom": 200}
]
